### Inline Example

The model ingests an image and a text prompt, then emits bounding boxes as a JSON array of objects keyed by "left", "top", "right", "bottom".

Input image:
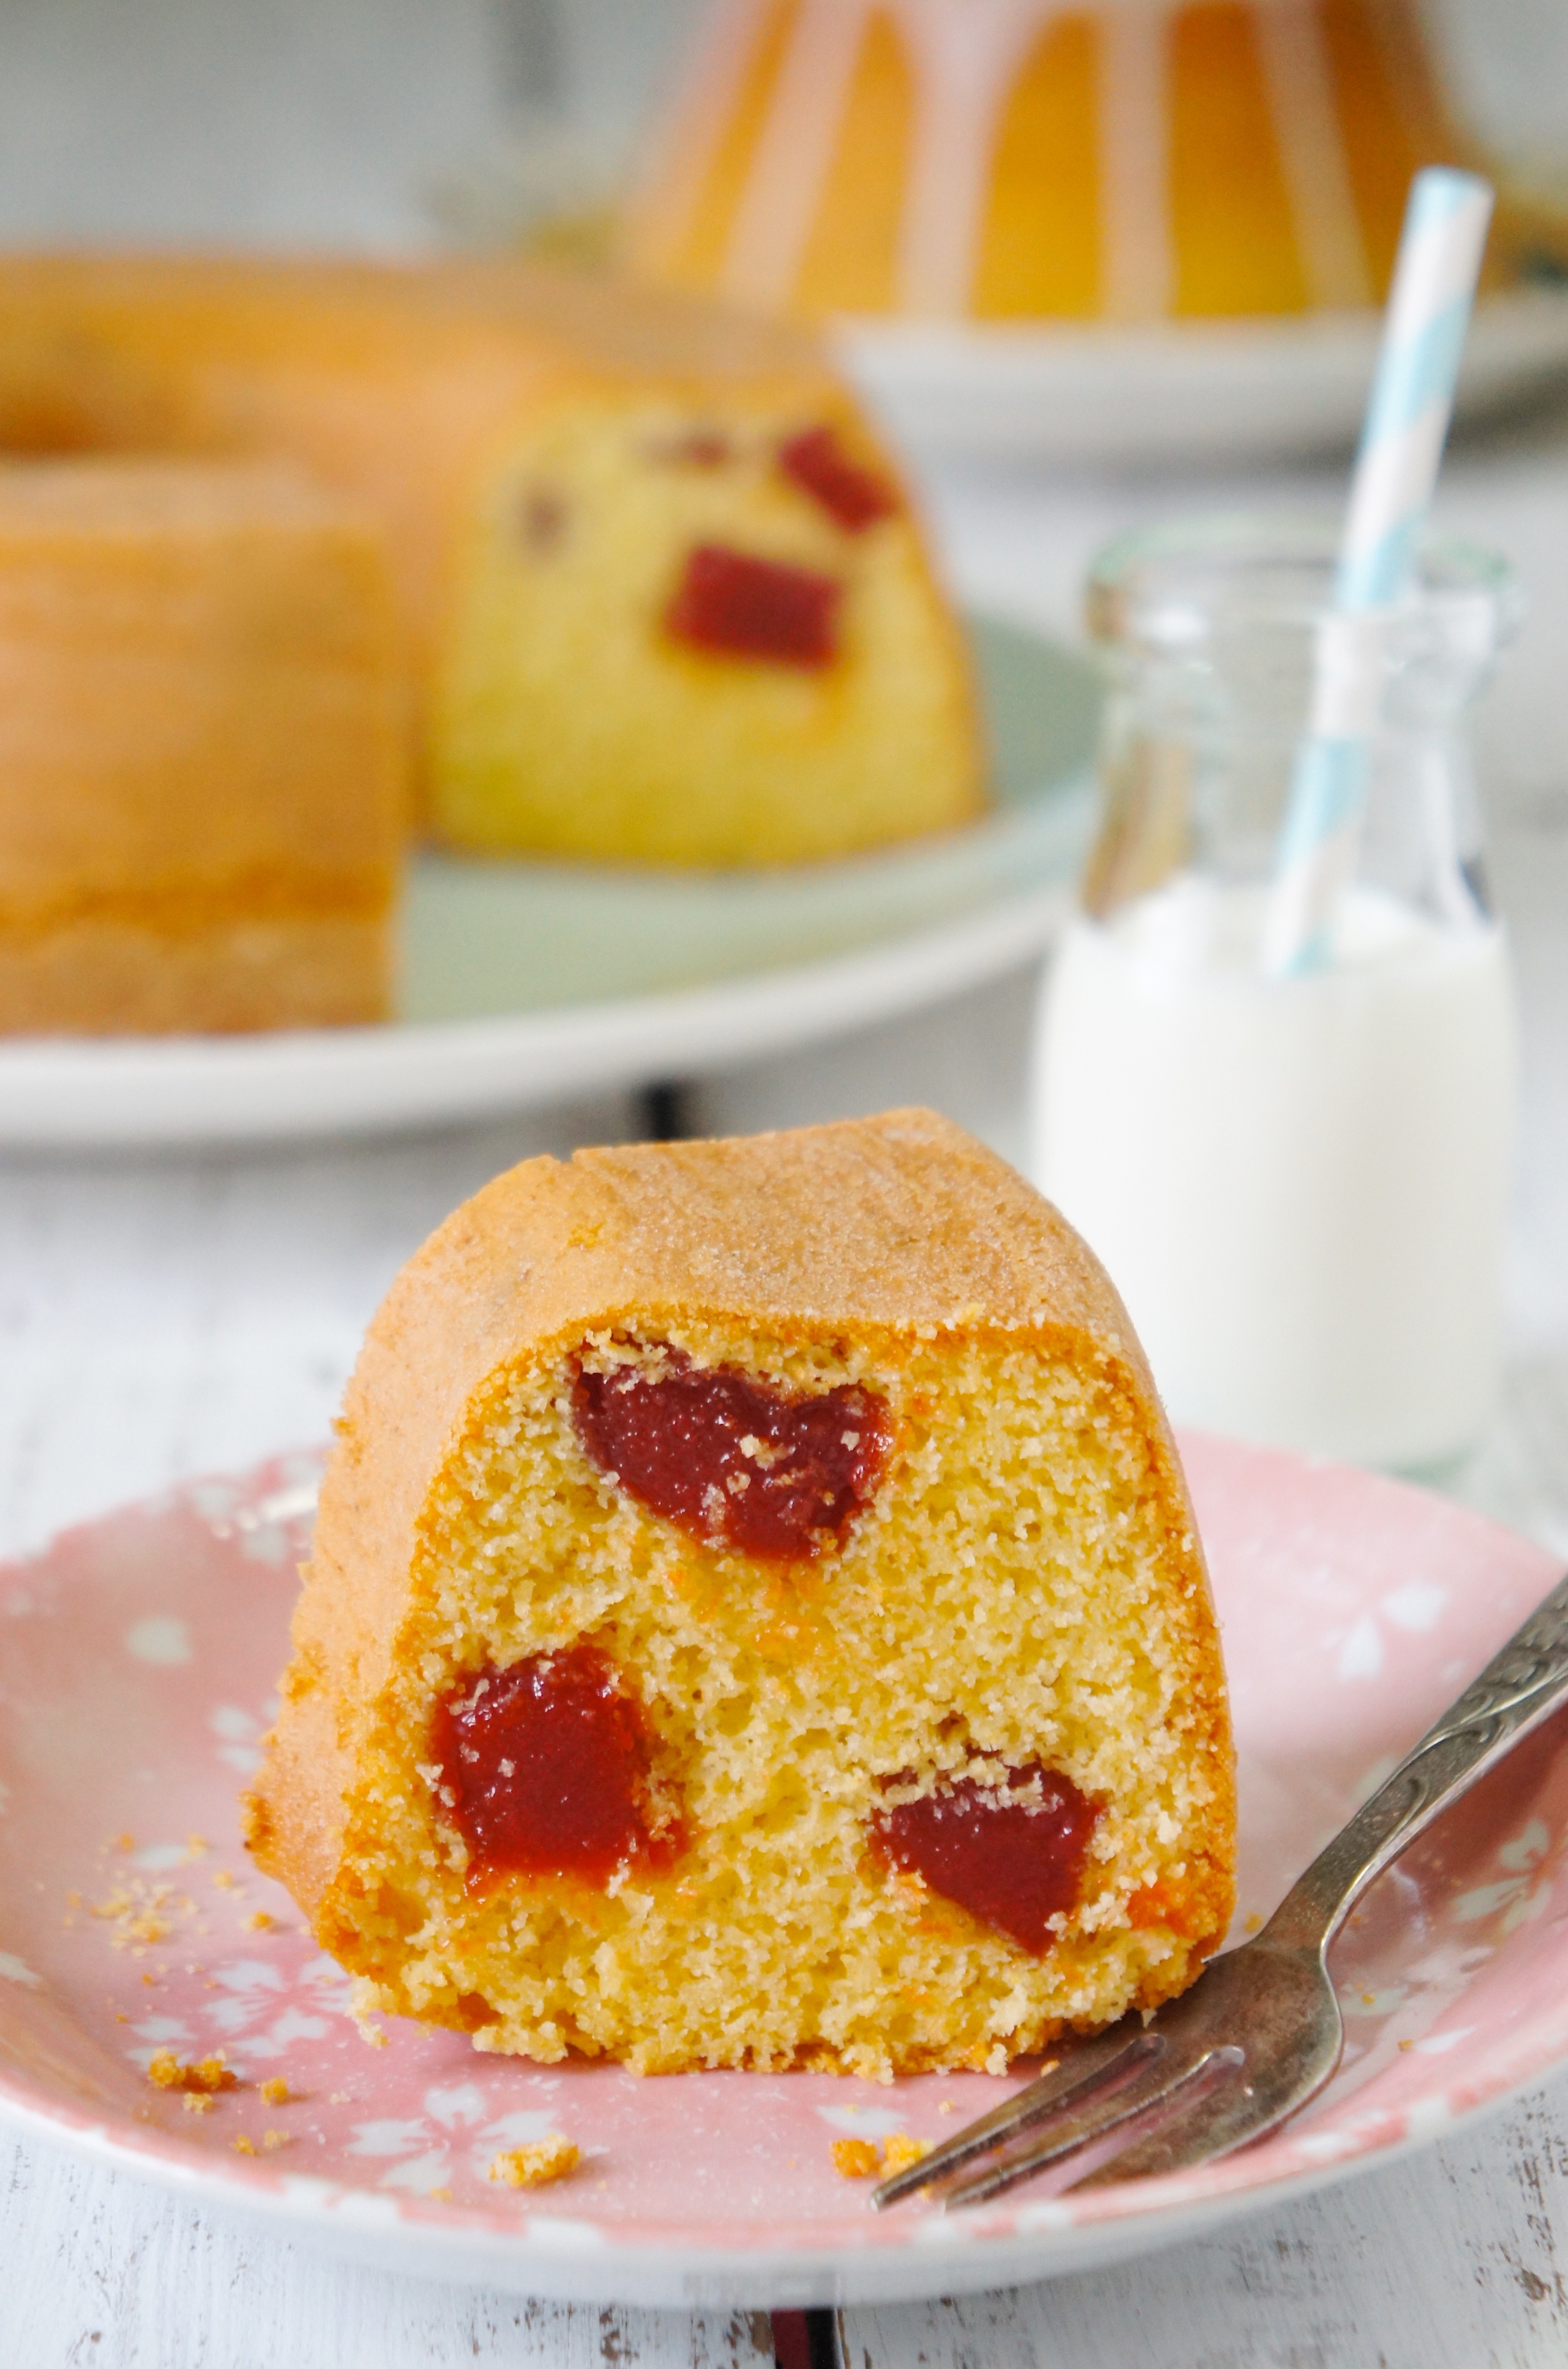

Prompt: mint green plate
[
  {"left": 0, "top": 617, "right": 1098, "bottom": 1145},
  {"left": 400, "top": 617, "right": 1098, "bottom": 1019}
]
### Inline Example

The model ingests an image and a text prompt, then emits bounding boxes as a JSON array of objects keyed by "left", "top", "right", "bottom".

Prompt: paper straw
[{"left": 1262, "top": 168, "right": 1494, "bottom": 979}]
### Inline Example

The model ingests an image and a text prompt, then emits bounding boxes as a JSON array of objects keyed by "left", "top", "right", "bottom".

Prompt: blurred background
[{"left": 0, "top": 0, "right": 1560, "bottom": 254}]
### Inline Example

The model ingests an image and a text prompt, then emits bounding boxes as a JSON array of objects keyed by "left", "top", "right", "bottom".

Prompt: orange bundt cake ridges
[
  {"left": 0, "top": 254, "right": 982, "bottom": 871},
  {"left": 623, "top": 0, "right": 1517, "bottom": 322},
  {"left": 244, "top": 1109, "right": 1235, "bottom": 2080},
  {"left": 0, "top": 459, "right": 405, "bottom": 1035}
]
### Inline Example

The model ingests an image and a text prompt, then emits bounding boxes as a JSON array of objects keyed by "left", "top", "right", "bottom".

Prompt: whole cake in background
[
  {"left": 0, "top": 255, "right": 981, "bottom": 910},
  {"left": 621, "top": 0, "right": 1534, "bottom": 322},
  {"left": 244, "top": 1108, "right": 1235, "bottom": 2079},
  {"left": 0, "top": 460, "right": 404, "bottom": 1035}
]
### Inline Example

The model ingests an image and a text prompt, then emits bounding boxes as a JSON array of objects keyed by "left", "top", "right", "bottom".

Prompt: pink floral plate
[{"left": 0, "top": 1435, "right": 1565, "bottom": 2307}]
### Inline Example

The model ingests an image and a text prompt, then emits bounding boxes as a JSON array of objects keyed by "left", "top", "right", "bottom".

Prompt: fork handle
[{"left": 1261, "top": 1566, "right": 1568, "bottom": 1957}]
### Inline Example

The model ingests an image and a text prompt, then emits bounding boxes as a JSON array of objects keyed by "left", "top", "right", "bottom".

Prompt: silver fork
[{"left": 876, "top": 1566, "right": 1568, "bottom": 2212}]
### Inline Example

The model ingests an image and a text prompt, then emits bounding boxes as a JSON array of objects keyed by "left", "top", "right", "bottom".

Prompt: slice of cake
[
  {"left": 0, "top": 459, "right": 405, "bottom": 1034},
  {"left": 245, "top": 1109, "right": 1234, "bottom": 2078}
]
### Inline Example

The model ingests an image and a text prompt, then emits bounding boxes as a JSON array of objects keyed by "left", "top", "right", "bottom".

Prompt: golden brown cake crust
[
  {"left": 0, "top": 457, "right": 404, "bottom": 1033},
  {"left": 0, "top": 911, "right": 390, "bottom": 1034},
  {"left": 247, "top": 1107, "right": 1232, "bottom": 1967}
]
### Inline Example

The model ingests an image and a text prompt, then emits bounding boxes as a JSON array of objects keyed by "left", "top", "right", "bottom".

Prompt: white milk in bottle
[
  {"left": 1033, "top": 516, "right": 1520, "bottom": 1468},
  {"left": 1034, "top": 879, "right": 1516, "bottom": 1465}
]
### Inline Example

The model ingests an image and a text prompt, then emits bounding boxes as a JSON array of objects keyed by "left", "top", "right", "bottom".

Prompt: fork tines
[{"left": 871, "top": 2020, "right": 1242, "bottom": 2211}]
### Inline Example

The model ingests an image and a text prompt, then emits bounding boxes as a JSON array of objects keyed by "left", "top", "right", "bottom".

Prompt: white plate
[
  {"left": 838, "top": 287, "right": 1568, "bottom": 464},
  {"left": 0, "top": 618, "right": 1095, "bottom": 1148}
]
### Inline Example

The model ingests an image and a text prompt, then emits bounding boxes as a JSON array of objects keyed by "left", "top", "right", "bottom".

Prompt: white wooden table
[{"left": 4, "top": 406, "right": 1568, "bottom": 2366}]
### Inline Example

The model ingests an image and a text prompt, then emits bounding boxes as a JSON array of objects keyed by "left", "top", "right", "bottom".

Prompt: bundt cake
[
  {"left": 0, "top": 459, "right": 404, "bottom": 1035},
  {"left": 0, "top": 254, "right": 981, "bottom": 874},
  {"left": 623, "top": 0, "right": 1518, "bottom": 322},
  {"left": 244, "top": 1108, "right": 1235, "bottom": 2080}
]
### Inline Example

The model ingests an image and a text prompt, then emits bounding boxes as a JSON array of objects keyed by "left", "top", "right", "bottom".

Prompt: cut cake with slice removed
[
  {"left": 245, "top": 1108, "right": 1235, "bottom": 2078},
  {"left": 0, "top": 252, "right": 982, "bottom": 869}
]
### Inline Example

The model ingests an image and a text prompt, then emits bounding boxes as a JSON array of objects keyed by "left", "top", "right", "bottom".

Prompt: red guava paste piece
[
  {"left": 874, "top": 1766, "right": 1100, "bottom": 1954},
  {"left": 573, "top": 1349, "right": 889, "bottom": 1560},
  {"left": 431, "top": 1643, "right": 669, "bottom": 1887},
  {"left": 664, "top": 543, "right": 841, "bottom": 668},
  {"left": 778, "top": 424, "right": 898, "bottom": 532}
]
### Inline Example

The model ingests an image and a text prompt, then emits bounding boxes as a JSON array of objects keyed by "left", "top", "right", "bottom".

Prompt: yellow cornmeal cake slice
[
  {"left": 245, "top": 1108, "right": 1235, "bottom": 2078},
  {"left": 0, "top": 253, "right": 982, "bottom": 869},
  {"left": 0, "top": 459, "right": 404, "bottom": 1035}
]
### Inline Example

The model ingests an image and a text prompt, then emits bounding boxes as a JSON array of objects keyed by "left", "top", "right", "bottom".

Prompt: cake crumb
[
  {"left": 113, "top": 1833, "right": 136, "bottom": 1854},
  {"left": 488, "top": 2135, "right": 579, "bottom": 2188},
  {"left": 261, "top": 2129, "right": 291, "bottom": 2151},
  {"left": 1398, "top": 2038, "right": 1414, "bottom": 2051},
  {"left": 187, "top": 1834, "right": 209, "bottom": 1856},
  {"left": 232, "top": 2135, "right": 256, "bottom": 2155},
  {"left": 183, "top": 2092, "right": 214, "bottom": 2115},
  {"left": 214, "top": 1871, "right": 238, "bottom": 1891},
  {"left": 937, "top": 2101, "right": 955, "bottom": 2115},
  {"left": 329, "top": 2091, "right": 352, "bottom": 2104},
  {"left": 880, "top": 2133, "right": 933, "bottom": 2177},
  {"left": 259, "top": 2078, "right": 291, "bottom": 2106},
  {"left": 1244, "top": 1912, "right": 1263, "bottom": 1934},
  {"left": 92, "top": 1879, "right": 184, "bottom": 1952},
  {"left": 147, "top": 2049, "right": 237, "bottom": 2097},
  {"left": 247, "top": 1912, "right": 276, "bottom": 1932},
  {"left": 832, "top": 2138, "right": 880, "bottom": 2179}
]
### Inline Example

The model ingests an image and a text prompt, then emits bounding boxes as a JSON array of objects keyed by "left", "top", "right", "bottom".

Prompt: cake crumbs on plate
[
  {"left": 258, "top": 2077, "right": 291, "bottom": 2106},
  {"left": 832, "top": 2133, "right": 932, "bottom": 2180},
  {"left": 147, "top": 2049, "right": 237, "bottom": 2098},
  {"left": 92, "top": 1877, "right": 192, "bottom": 1952},
  {"left": 488, "top": 2135, "right": 579, "bottom": 2188},
  {"left": 247, "top": 1911, "right": 276, "bottom": 1932}
]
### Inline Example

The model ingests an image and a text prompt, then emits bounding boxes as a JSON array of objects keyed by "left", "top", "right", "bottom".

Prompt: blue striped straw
[{"left": 1262, "top": 168, "right": 1494, "bottom": 978}]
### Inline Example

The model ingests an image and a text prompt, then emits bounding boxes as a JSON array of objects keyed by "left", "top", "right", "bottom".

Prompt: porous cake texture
[
  {"left": 0, "top": 459, "right": 404, "bottom": 1034},
  {"left": 433, "top": 397, "right": 975, "bottom": 866},
  {"left": 245, "top": 1110, "right": 1234, "bottom": 2078},
  {"left": 0, "top": 254, "right": 980, "bottom": 871}
]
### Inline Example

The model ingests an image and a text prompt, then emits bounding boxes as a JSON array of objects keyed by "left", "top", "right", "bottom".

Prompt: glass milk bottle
[{"left": 1032, "top": 515, "right": 1520, "bottom": 1469}]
